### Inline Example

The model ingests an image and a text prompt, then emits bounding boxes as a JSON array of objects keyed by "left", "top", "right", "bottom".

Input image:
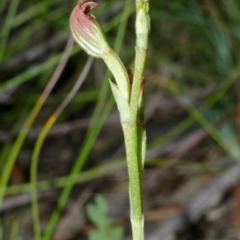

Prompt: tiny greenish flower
[{"left": 70, "top": 0, "right": 110, "bottom": 58}]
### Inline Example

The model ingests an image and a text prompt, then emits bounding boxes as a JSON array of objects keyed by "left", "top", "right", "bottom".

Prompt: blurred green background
[{"left": 1, "top": 0, "right": 240, "bottom": 239}]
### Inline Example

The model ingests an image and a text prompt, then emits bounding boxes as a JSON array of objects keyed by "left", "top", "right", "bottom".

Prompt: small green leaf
[
  {"left": 95, "top": 195, "right": 108, "bottom": 215},
  {"left": 109, "top": 226, "right": 124, "bottom": 240},
  {"left": 109, "top": 79, "right": 131, "bottom": 123},
  {"left": 89, "top": 230, "right": 102, "bottom": 240},
  {"left": 87, "top": 207, "right": 107, "bottom": 227},
  {"left": 86, "top": 197, "right": 108, "bottom": 227},
  {"left": 86, "top": 195, "right": 124, "bottom": 240}
]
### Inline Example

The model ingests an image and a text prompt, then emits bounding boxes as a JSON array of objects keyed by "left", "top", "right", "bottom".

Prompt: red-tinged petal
[
  {"left": 79, "top": 0, "right": 98, "bottom": 14},
  {"left": 70, "top": 0, "right": 109, "bottom": 58}
]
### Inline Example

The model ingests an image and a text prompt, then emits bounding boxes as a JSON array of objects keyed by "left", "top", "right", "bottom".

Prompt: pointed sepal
[{"left": 109, "top": 79, "right": 131, "bottom": 123}]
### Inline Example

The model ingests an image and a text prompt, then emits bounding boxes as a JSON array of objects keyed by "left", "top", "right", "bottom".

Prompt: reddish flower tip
[
  {"left": 79, "top": 0, "right": 98, "bottom": 14},
  {"left": 70, "top": 0, "right": 109, "bottom": 58}
]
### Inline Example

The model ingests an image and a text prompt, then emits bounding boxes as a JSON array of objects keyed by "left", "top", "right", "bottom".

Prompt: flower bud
[{"left": 70, "top": 0, "right": 110, "bottom": 58}]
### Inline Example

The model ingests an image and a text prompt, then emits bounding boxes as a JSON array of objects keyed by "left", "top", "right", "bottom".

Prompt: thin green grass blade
[
  {"left": 30, "top": 56, "right": 92, "bottom": 240},
  {"left": 0, "top": 223, "right": 3, "bottom": 240},
  {"left": 0, "top": 0, "right": 20, "bottom": 62},
  {"left": 179, "top": 96, "right": 240, "bottom": 161},
  {"left": 5, "top": 160, "right": 126, "bottom": 196},
  {"left": 9, "top": 221, "right": 19, "bottom": 240},
  {"left": 168, "top": 61, "right": 240, "bottom": 161},
  {"left": 42, "top": 98, "right": 113, "bottom": 240},
  {"left": 0, "top": 46, "right": 80, "bottom": 92},
  {"left": 0, "top": 37, "right": 74, "bottom": 212},
  {"left": 149, "top": 60, "right": 240, "bottom": 150}
]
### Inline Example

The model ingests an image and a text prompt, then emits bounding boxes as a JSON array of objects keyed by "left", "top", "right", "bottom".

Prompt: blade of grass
[
  {"left": 178, "top": 96, "right": 240, "bottom": 161},
  {"left": 149, "top": 60, "right": 240, "bottom": 150},
  {"left": 9, "top": 221, "right": 19, "bottom": 240},
  {"left": 0, "top": 223, "right": 3, "bottom": 240},
  {"left": 0, "top": 36, "right": 74, "bottom": 210},
  {"left": 30, "top": 57, "right": 93, "bottom": 240},
  {"left": 6, "top": 160, "right": 126, "bottom": 196},
  {"left": 0, "top": 0, "right": 20, "bottom": 62},
  {"left": 5, "top": 156, "right": 227, "bottom": 198},
  {"left": 0, "top": 41, "right": 78, "bottom": 92},
  {"left": 168, "top": 61, "right": 240, "bottom": 161}
]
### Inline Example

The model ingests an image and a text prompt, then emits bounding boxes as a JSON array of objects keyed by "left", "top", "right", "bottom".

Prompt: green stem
[
  {"left": 130, "top": 49, "right": 147, "bottom": 118},
  {"left": 122, "top": 123, "right": 143, "bottom": 240},
  {"left": 103, "top": 8, "right": 149, "bottom": 239},
  {"left": 106, "top": 1, "right": 150, "bottom": 239},
  {"left": 126, "top": 1, "right": 150, "bottom": 239},
  {"left": 130, "top": 0, "right": 150, "bottom": 116},
  {"left": 103, "top": 42, "right": 145, "bottom": 240}
]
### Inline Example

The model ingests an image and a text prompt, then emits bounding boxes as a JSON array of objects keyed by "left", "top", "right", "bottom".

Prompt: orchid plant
[{"left": 70, "top": 1, "right": 150, "bottom": 239}]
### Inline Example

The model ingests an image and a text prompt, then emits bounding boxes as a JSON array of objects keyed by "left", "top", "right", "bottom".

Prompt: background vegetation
[{"left": 1, "top": 0, "right": 240, "bottom": 239}]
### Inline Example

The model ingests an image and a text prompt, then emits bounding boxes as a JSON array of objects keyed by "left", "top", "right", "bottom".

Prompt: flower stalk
[
  {"left": 70, "top": 1, "right": 150, "bottom": 239},
  {"left": 70, "top": 0, "right": 130, "bottom": 100}
]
